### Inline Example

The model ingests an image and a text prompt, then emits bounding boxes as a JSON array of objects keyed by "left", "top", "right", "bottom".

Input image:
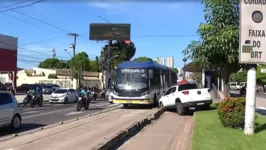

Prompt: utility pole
[
  {"left": 67, "top": 33, "right": 79, "bottom": 86},
  {"left": 51, "top": 48, "right": 56, "bottom": 68},
  {"left": 106, "top": 40, "right": 112, "bottom": 90},
  {"left": 101, "top": 49, "right": 105, "bottom": 89}
]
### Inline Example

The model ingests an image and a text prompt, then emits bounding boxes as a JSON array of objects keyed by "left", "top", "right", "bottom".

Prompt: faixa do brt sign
[{"left": 240, "top": 0, "right": 266, "bottom": 64}]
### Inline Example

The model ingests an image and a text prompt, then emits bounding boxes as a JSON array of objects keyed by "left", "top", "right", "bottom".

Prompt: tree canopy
[
  {"left": 133, "top": 56, "right": 153, "bottom": 61},
  {"left": 38, "top": 58, "right": 66, "bottom": 69},
  {"left": 229, "top": 70, "right": 247, "bottom": 82},
  {"left": 183, "top": 0, "right": 239, "bottom": 94},
  {"left": 173, "top": 68, "right": 179, "bottom": 74},
  {"left": 100, "top": 41, "right": 136, "bottom": 71},
  {"left": 256, "top": 65, "right": 266, "bottom": 85}
]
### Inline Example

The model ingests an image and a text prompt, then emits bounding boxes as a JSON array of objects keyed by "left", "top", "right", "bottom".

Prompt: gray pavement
[
  {"left": 15, "top": 94, "right": 51, "bottom": 104},
  {"left": 118, "top": 111, "right": 194, "bottom": 150},
  {"left": 0, "top": 108, "right": 158, "bottom": 150},
  {"left": 0, "top": 100, "right": 121, "bottom": 137}
]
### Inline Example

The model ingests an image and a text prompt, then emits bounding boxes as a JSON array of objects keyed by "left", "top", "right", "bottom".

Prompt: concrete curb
[
  {"left": 92, "top": 107, "right": 165, "bottom": 150},
  {"left": 0, "top": 105, "right": 122, "bottom": 142}
]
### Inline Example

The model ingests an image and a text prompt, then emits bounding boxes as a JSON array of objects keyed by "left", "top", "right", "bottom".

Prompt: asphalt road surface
[
  {"left": 0, "top": 99, "right": 120, "bottom": 137},
  {"left": 230, "top": 90, "right": 266, "bottom": 98}
]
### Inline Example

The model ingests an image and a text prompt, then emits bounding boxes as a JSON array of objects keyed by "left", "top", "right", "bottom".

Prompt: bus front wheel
[{"left": 123, "top": 104, "right": 129, "bottom": 108}]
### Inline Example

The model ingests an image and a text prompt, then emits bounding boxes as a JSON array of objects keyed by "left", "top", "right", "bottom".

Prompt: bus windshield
[{"left": 115, "top": 68, "right": 147, "bottom": 89}]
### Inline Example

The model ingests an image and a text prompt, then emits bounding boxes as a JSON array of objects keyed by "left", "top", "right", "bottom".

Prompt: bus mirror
[{"left": 148, "top": 70, "right": 154, "bottom": 78}]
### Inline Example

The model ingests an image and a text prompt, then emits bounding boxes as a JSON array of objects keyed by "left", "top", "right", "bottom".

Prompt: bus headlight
[{"left": 142, "top": 91, "right": 149, "bottom": 96}]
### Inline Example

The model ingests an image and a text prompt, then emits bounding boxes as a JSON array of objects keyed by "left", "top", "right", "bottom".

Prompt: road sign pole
[
  {"left": 244, "top": 64, "right": 256, "bottom": 135},
  {"left": 239, "top": 0, "right": 266, "bottom": 135}
]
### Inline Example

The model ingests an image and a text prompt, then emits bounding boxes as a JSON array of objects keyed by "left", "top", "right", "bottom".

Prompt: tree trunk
[{"left": 221, "top": 69, "right": 230, "bottom": 99}]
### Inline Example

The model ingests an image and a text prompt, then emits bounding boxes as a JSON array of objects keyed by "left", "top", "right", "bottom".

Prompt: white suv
[{"left": 0, "top": 91, "right": 22, "bottom": 129}]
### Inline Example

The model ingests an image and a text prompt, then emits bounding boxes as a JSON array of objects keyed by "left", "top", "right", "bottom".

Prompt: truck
[
  {"left": 159, "top": 83, "right": 212, "bottom": 115},
  {"left": 111, "top": 61, "right": 177, "bottom": 107}
]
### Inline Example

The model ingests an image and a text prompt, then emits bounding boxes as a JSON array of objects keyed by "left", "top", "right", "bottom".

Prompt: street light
[
  {"left": 64, "top": 49, "right": 74, "bottom": 82},
  {"left": 64, "top": 49, "right": 72, "bottom": 57},
  {"left": 105, "top": 55, "right": 119, "bottom": 89},
  {"left": 101, "top": 55, "right": 119, "bottom": 66}
]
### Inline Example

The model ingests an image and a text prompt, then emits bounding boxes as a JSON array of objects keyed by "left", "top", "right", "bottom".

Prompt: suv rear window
[
  {"left": 0, "top": 93, "right": 13, "bottom": 105},
  {"left": 178, "top": 84, "right": 197, "bottom": 91}
]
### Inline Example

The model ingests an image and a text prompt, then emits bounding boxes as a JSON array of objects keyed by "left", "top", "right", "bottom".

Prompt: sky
[{"left": 0, "top": 1, "right": 205, "bottom": 69}]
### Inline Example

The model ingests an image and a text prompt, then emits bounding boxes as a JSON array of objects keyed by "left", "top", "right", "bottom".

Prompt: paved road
[
  {"left": 0, "top": 100, "right": 120, "bottom": 137},
  {"left": 15, "top": 94, "right": 51, "bottom": 104},
  {"left": 0, "top": 107, "right": 158, "bottom": 150}
]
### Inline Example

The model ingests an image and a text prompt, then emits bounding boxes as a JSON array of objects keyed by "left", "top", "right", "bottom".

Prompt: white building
[
  {"left": 156, "top": 57, "right": 165, "bottom": 65},
  {"left": 166, "top": 56, "right": 174, "bottom": 68},
  {"left": 1, "top": 67, "right": 104, "bottom": 89}
]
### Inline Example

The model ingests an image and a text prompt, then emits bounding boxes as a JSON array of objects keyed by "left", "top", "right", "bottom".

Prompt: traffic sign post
[{"left": 239, "top": 0, "right": 266, "bottom": 135}]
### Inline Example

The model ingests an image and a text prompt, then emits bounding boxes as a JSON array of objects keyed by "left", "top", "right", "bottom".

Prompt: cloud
[{"left": 90, "top": 2, "right": 131, "bottom": 14}]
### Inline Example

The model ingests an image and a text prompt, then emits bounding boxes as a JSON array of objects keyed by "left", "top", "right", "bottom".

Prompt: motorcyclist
[
  {"left": 80, "top": 86, "right": 90, "bottom": 105},
  {"left": 28, "top": 85, "right": 42, "bottom": 98}
]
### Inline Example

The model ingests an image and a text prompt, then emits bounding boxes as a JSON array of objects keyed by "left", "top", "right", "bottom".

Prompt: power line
[
  {"left": 19, "top": 36, "right": 66, "bottom": 46},
  {"left": 0, "top": 3, "right": 92, "bottom": 45},
  {"left": 0, "top": 0, "right": 47, "bottom": 13},
  {"left": 18, "top": 58, "right": 41, "bottom": 63},
  {"left": 0, "top": 0, "right": 33, "bottom": 10},
  {"left": 0, "top": 40, "right": 68, "bottom": 59},
  {"left": 1, "top": 12, "right": 63, "bottom": 34},
  {"left": 0, "top": 3, "right": 91, "bottom": 43}
]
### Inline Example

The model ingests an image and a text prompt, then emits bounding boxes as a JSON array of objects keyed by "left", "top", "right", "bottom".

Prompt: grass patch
[{"left": 192, "top": 107, "right": 266, "bottom": 150}]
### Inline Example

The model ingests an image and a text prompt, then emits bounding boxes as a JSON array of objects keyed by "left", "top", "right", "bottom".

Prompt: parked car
[
  {"left": 51, "top": 84, "right": 60, "bottom": 91},
  {"left": 49, "top": 88, "right": 78, "bottom": 104},
  {"left": 0, "top": 91, "right": 22, "bottom": 129},
  {"left": 42, "top": 85, "right": 54, "bottom": 94},
  {"left": 159, "top": 83, "right": 212, "bottom": 115},
  {"left": 240, "top": 85, "right": 246, "bottom": 96}
]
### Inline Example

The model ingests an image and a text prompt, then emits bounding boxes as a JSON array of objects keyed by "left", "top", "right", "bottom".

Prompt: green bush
[{"left": 217, "top": 97, "right": 246, "bottom": 128}]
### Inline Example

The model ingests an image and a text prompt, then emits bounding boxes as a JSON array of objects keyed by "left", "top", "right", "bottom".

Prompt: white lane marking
[
  {"left": 22, "top": 111, "right": 40, "bottom": 114},
  {"left": 65, "top": 111, "right": 83, "bottom": 116},
  {"left": 23, "top": 108, "right": 74, "bottom": 119}
]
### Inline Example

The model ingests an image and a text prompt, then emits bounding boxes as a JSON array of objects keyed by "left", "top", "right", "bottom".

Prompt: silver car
[{"left": 0, "top": 91, "right": 22, "bottom": 129}]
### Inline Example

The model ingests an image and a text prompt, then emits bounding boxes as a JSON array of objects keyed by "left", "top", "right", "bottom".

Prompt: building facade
[
  {"left": 166, "top": 56, "right": 174, "bottom": 68},
  {"left": 0, "top": 34, "right": 18, "bottom": 88},
  {"left": 156, "top": 57, "right": 165, "bottom": 65},
  {"left": 7, "top": 67, "right": 104, "bottom": 89}
]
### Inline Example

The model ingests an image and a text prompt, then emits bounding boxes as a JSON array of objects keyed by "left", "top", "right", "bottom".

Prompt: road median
[
  {"left": 93, "top": 107, "right": 165, "bottom": 150},
  {"left": 0, "top": 107, "right": 162, "bottom": 150},
  {"left": 0, "top": 105, "right": 122, "bottom": 142}
]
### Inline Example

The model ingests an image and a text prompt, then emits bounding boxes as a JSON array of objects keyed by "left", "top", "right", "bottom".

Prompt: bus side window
[{"left": 150, "top": 69, "right": 160, "bottom": 86}]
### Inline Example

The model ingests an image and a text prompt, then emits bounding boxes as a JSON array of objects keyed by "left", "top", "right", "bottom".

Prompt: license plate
[
  {"left": 197, "top": 103, "right": 204, "bottom": 105},
  {"left": 125, "top": 100, "right": 132, "bottom": 103}
]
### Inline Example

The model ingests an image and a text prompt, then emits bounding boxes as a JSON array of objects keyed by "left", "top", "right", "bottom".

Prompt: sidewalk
[
  {"left": 118, "top": 111, "right": 194, "bottom": 150},
  {"left": 0, "top": 108, "right": 158, "bottom": 150}
]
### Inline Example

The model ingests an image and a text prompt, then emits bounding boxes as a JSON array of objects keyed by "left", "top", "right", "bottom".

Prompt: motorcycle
[
  {"left": 77, "top": 93, "right": 91, "bottom": 111},
  {"left": 23, "top": 93, "right": 33, "bottom": 106},
  {"left": 30, "top": 94, "right": 43, "bottom": 108},
  {"left": 99, "top": 90, "right": 105, "bottom": 99},
  {"left": 91, "top": 91, "right": 97, "bottom": 101}
]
